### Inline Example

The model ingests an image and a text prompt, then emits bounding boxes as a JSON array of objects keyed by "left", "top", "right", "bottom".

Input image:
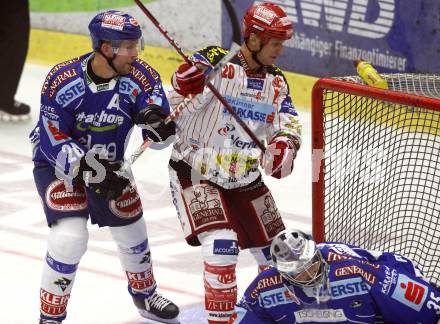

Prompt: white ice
[{"left": 0, "top": 64, "right": 312, "bottom": 323}]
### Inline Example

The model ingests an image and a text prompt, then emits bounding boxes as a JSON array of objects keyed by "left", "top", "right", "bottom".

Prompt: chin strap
[
  {"left": 96, "top": 48, "right": 119, "bottom": 75},
  {"left": 244, "top": 39, "right": 266, "bottom": 68}
]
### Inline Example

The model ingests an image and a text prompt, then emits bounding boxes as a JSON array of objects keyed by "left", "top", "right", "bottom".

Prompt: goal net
[{"left": 312, "top": 74, "right": 440, "bottom": 287}]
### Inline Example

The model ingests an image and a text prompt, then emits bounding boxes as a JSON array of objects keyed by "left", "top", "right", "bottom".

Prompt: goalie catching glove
[
  {"left": 171, "top": 62, "right": 207, "bottom": 97},
  {"left": 263, "top": 135, "right": 299, "bottom": 179},
  {"left": 137, "top": 104, "right": 176, "bottom": 142},
  {"left": 74, "top": 154, "right": 130, "bottom": 200}
]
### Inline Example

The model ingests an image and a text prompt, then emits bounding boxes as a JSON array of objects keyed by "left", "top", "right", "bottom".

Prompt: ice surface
[{"left": 0, "top": 64, "right": 312, "bottom": 323}]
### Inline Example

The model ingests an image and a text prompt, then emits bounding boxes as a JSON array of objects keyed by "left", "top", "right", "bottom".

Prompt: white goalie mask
[{"left": 270, "top": 229, "right": 327, "bottom": 288}]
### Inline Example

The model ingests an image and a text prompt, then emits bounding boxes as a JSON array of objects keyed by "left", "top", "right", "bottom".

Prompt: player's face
[
  {"left": 112, "top": 40, "right": 142, "bottom": 75},
  {"left": 292, "top": 261, "right": 320, "bottom": 284},
  {"left": 258, "top": 38, "right": 285, "bottom": 65}
]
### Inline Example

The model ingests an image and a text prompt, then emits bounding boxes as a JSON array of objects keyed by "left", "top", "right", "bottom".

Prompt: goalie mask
[{"left": 270, "top": 229, "right": 327, "bottom": 288}]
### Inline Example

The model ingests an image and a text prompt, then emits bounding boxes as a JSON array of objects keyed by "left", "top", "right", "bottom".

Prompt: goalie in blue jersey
[
  {"left": 230, "top": 228, "right": 440, "bottom": 324},
  {"left": 30, "top": 10, "right": 179, "bottom": 324}
]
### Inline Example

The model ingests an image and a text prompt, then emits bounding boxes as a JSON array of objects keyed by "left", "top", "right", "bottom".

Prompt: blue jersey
[
  {"left": 232, "top": 243, "right": 440, "bottom": 324},
  {"left": 29, "top": 53, "right": 169, "bottom": 179}
]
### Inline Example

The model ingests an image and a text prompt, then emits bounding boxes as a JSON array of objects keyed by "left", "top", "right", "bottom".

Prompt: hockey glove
[
  {"left": 171, "top": 63, "right": 206, "bottom": 97},
  {"left": 263, "top": 136, "right": 299, "bottom": 179},
  {"left": 75, "top": 154, "right": 130, "bottom": 200},
  {"left": 137, "top": 104, "right": 176, "bottom": 142}
]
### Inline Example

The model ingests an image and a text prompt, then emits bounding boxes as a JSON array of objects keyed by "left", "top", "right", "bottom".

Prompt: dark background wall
[{"left": 222, "top": 0, "right": 440, "bottom": 76}]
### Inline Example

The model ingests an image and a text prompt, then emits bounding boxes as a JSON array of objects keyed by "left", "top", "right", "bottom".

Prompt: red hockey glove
[
  {"left": 263, "top": 136, "right": 298, "bottom": 179},
  {"left": 171, "top": 63, "right": 206, "bottom": 96}
]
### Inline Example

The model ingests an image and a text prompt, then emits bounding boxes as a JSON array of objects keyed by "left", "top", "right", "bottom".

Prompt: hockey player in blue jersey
[
  {"left": 230, "top": 229, "right": 440, "bottom": 324},
  {"left": 30, "top": 10, "right": 179, "bottom": 324}
]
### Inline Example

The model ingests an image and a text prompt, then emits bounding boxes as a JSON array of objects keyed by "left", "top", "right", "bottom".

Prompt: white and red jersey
[{"left": 168, "top": 46, "right": 302, "bottom": 189}]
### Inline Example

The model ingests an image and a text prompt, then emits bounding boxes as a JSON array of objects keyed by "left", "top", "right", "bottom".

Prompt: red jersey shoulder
[{"left": 266, "top": 64, "right": 289, "bottom": 91}]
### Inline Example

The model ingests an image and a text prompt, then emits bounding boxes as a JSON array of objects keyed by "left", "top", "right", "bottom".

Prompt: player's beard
[
  {"left": 260, "top": 54, "right": 277, "bottom": 66},
  {"left": 115, "top": 62, "right": 133, "bottom": 76}
]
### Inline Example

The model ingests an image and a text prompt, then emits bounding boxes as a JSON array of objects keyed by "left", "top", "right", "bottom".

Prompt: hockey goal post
[{"left": 312, "top": 74, "right": 440, "bottom": 287}]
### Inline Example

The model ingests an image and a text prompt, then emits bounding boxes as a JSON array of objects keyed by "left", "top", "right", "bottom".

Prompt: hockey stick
[
  {"left": 133, "top": 0, "right": 266, "bottom": 152},
  {"left": 122, "top": 43, "right": 241, "bottom": 172},
  {"left": 222, "top": 0, "right": 242, "bottom": 46}
]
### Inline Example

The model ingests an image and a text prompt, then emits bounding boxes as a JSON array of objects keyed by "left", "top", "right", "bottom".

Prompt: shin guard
[
  {"left": 204, "top": 263, "right": 237, "bottom": 324},
  {"left": 110, "top": 218, "right": 157, "bottom": 297},
  {"left": 40, "top": 217, "right": 88, "bottom": 322}
]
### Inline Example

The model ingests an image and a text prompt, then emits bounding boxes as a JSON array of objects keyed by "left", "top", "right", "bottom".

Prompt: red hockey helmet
[{"left": 243, "top": 2, "right": 293, "bottom": 43}]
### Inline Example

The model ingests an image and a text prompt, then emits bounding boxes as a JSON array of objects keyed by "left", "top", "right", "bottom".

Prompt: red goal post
[{"left": 312, "top": 75, "right": 440, "bottom": 287}]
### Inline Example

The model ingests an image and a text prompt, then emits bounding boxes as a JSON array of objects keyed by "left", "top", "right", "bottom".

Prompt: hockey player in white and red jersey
[{"left": 167, "top": 3, "right": 301, "bottom": 323}]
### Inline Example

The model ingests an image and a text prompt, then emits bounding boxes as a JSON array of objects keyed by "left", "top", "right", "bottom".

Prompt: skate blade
[
  {"left": 0, "top": 111, "right": 31, "bottom": 122},
  {"left": 138, "top": 309, "right": 180, "bottom": 324}
]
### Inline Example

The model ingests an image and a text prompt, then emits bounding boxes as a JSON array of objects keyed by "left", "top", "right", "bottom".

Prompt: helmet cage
[
  {"left": 279, "top": 249, "right": 327, "bottom": 288},
  {"left": 271, "top": 230, "right": 326, "bottom": 288}
]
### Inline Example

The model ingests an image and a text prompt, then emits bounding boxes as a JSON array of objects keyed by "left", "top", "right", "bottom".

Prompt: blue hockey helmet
[{"left": 88, "top": 10, "right": 144, "bottom": 55}]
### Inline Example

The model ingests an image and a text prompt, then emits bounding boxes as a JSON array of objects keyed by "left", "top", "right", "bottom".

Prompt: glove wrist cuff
[{"left": 270, "top": 135, "right": 300, "bottom": 151}]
